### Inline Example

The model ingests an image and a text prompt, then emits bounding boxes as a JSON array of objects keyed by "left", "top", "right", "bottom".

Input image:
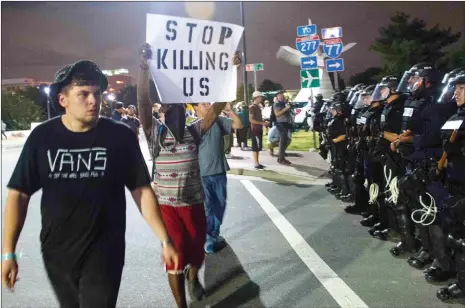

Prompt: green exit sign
[
  {"left": 245, "top": 63, "right": 264, "bottom": 72},
  {"left": 300, "top": 69, "right": 320, "bottom": 88}
]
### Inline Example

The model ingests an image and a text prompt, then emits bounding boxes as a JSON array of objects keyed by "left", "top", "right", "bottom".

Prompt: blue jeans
[{"left": 201, "top": 173, "right": 227, "bottom": 250}]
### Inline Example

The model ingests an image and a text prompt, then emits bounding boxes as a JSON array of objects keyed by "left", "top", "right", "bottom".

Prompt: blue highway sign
[
  {"left": 297, "top": 24, "right": 317, "bottom": 37},
  {"left": 323, "top": 38, "right": 343, "bottom": 59},
  {"left": 296, "top": 35, "right": 320, "bottom": 56},
  {"left": 325, "top": 58, "right": 344, "bottom": 72},
  {"left": 300, "top": 56, "right": 318, "bottom": 70}
]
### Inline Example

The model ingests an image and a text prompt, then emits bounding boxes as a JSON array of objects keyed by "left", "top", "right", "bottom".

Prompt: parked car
[{"left": 292, "top": 101, "right": 313, "bottom": 131}]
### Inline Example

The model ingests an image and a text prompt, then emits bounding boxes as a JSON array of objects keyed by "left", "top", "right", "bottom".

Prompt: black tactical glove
[{"left": 428, "top": 165, "right": 444, "bottom": 183}]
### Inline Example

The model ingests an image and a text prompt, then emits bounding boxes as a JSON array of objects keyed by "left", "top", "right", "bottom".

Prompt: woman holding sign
[{"left": 137, "top": 43, "right": 241, "bottom": 307}]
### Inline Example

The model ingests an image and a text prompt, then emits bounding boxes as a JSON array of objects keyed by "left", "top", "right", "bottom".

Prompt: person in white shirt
[{"left": 261, "top": 100, "right": 272, "bottom": 134}]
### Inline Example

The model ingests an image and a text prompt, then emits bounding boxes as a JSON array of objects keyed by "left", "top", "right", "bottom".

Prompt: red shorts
[{"left": 160, "top": 204, "right": 206, "bottom": 274}]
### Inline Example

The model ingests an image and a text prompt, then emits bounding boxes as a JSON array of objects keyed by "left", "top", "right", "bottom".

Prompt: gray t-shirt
[
  {"left": 197, "top": 116, "right": 233, "bottom": 177},
  {"left": 274, "top": 101, "right": 292, "bottom": 123}
]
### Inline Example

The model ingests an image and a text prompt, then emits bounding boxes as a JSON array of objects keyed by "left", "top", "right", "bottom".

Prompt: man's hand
[
  {"left": 139, "top": 43, "right": 153, "bottom": 66},
  {"left": 390, "top": 139, "right": 400, "bottom": 152},
  {"left": 162, "top": 243, "right": 179, "bottom": 270},
  {"left": 233, "top": 51, "right": 242, "bottom": 67},
  {"left": 2, "top": 259, "right": 18, "bottom": 291}
]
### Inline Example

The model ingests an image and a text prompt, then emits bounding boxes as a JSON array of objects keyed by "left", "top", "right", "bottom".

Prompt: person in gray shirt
[
  {"left": 273, "top": 90, "right": 292, "bottom": 165},
  {"left": 191, "top": 102, "right": 243, "bottom": 254}
]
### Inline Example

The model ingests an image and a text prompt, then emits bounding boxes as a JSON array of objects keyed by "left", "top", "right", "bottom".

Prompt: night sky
[{"left": 2, "top": 1, "right": 464, "bottom": 88}]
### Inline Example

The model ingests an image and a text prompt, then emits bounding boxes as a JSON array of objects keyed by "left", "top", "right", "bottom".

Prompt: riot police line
[{"left": 312, "top": 64, "right": 465, "bottom": 302}]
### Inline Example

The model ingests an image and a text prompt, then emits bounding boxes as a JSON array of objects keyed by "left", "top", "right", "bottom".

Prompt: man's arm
[
  {"left": 223, "top": 102, "right": 243, "bottom": 129},
  {"left": 131, "top": 186, "right": 170, "bottom": 243},
  {"left": 137, "top": 44, "right": 154, "bottom": 135},
  {"left": 274, "top": 104, "right": 291, "bottom": 118},
  {"left": 200, "top": 102, "right": 227, "bottom": 134},
  {"left": 2, "top": 190, "right": 30, "bottom": 255}
]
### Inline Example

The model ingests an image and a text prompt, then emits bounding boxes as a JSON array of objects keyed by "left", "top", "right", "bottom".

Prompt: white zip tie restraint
[
  {"left": 383, "top": 165, "right": 399, "bottom": 205},
  {"left": 411, "top": 192, "right": 437, "bottom": 226},
  {"left": 369, "top": 183, "right": 379, "bottom": 204}
]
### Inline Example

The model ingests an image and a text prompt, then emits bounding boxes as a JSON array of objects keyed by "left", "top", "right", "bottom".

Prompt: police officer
[
  {"left": 356, "top": 85, "right": 389, "bottom": 234},
  {"left": 326, "top": 101, "right": 349, "bottom": 198},
  {"left": 345, "top": 86, "right": 374, "bottom": 218},
  {"left": 338, "top": 85, "right": 366, "bottom": 202},
  {"left": 391, "top": 63, "right": 444, "bottom": 270},
  {"left": 435, "top": 72, "right": 465, "bottom": 301},
  {"left": 366, "top": 76, "right": 406, "bottom": 242}
]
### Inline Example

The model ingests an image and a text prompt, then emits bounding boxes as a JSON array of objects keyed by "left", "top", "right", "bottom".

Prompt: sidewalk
[
  {"left": 226, "top": 141, "right": 330, "bottom": 182},
  {"left": 1, "top": 136, "right": 28, "bottom": 150},
  {"left": 1, "top": 134, "right": 330, "bottom": 183}
]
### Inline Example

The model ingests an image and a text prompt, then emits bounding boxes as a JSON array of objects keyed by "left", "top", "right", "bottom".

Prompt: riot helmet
[
  {"left": 396, "top": 63, "right": 440, "bottom": 95},
  {"left": 346, "top": 83, "right": 365, "bottom": 103},
  {"left": 329, "top": 101, "right": 343, "bottom": 115},
  {"left": 315, "top": 94, "right": 323, "bottom": 101},
  {"left": 437, "top": 69, "right": 465, "bottom": 104},
  {"left": 354, "top": 85, "right": 375, "bottom": 109},
  {"left": 449, "top": 73, "right": 465, "bottom": 107},
  {"left": 371, "top": 76, "right": 399, "bottom": 102},
  {"left": 349, "top": 88, "right": 365, "bottom": 107},
  {"left": 441, "top": 67, "right": 465, "bottom": 85}
]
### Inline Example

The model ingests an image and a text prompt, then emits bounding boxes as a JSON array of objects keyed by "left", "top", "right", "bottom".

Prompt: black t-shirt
[{"left": 8, "top": 117, "right": 151, "bottom": 267}]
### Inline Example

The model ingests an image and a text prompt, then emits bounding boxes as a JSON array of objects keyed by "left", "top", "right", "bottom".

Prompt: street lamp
[{"left": 43, "top": 86, "right": 51, "bottom": 119}]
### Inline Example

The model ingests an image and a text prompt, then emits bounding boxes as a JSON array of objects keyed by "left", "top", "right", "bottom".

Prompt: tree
[
  {"left": 348, "top": 67, "right": 383, "bottom": 86},
  {"left": 446, "top": 43, "right": 465, "bottom": 70},
  {"left": 235, "top": 83, "right": 254, "bottom": 104},
  {"left": 1, "top": 92, "right": 46, "bottom": 130},
  {"left": 369, "top": 12, "right": 461, "bottom": 77},
  {"left": 258, "top": 79, "right": 283, "bottom": 92}
]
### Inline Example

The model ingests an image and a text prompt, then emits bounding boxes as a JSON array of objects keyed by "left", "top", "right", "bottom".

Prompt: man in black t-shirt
[{"left": 1, "top": 60, "right": 178, "bottom": 307}]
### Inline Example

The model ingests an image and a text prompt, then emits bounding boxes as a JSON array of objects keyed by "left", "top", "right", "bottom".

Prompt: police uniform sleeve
[
  {"left": 7, "top": 133, "right": 42, "bottom": 196},
  {"left": 124, "top": 129, "right": 151, "bottom": 191}
]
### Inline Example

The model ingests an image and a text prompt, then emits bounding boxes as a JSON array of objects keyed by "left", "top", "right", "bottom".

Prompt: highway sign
[
  {"left": 297, "top": 24, "right": 317, "bottom": 37},
  {"left": 323, "top": 40, "right": 343, "bottom": 59},
  {"left": 245, "top": 63, "right": 264, "bottom": 72},
  {"left": 321, "top": 27, "right": 343, "bottom": 39},
  {"left": 300, "top": 69, "right": 320, "bottom": 88},
  {"left": 300, "top": 56, "right": 318, "bottom": 70},
  {"left": 296, "top": 35, "right": 320, "bottom": 56},
  {"left": 325, "top": 58, "right": 344, "bottom": 72}
]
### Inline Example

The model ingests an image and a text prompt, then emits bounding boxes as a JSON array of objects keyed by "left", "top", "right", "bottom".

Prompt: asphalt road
[{"left": 1, "top": 144, "right": 464, "bottom": 308}]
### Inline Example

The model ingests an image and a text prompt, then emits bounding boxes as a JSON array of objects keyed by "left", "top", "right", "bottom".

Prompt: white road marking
[{"left": 241, "top": 179, "right": 369, "bottom": 308}]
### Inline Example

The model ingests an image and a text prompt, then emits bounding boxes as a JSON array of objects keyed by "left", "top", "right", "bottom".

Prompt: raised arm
[
  {"left": 224, "top": 102, "right": 243, "bottom": 129},
  {"left": 137, "top": 43, "right": 154, "bottom": 135},
  {"left": 200, "top": 53, "right": 242, "bottom": 133}
]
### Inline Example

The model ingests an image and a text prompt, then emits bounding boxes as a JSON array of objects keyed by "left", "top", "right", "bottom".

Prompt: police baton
[{"left": 436, "top": 129, "right": 459, "bottom": 175}]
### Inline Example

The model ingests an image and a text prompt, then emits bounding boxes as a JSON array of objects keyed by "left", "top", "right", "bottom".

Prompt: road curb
[
  {"left": 228, "top": 167, "right": 327, "bottom": 185},
  {"left": 2, "top": 144, "right": 24, "bottom": 151}
]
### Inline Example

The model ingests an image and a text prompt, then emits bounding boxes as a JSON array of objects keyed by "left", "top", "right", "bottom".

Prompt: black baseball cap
[{"left": 49, "top": 60, "right": 108, "bottom": 107}]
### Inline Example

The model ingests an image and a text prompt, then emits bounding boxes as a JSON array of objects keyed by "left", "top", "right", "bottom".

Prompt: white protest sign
[{"left": 146, "top": 14, "right": 244, "bottom": 104}]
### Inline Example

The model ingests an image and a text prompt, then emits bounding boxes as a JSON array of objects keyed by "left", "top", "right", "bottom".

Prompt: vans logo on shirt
[{"left": 47, "top": 148, "right": 107, "bottom": 180}]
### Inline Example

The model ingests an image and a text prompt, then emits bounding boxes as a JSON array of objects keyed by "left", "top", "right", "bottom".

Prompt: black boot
[
  {"left": 361, "top": 211, "right": 371, "bottom": 218},
  {"left": 437, "top": 283, "right": 465, "bottom": 301},
  {"left": 344, "top": 204, "right": 362, "bottom": 215},
  {"left": 341, "top": 194, "right": 354, "bottom": 202},
  {"left": 425, "top": 266, "right": 456, "bottom": 282},
  {"left": 368, "top": 222, "right": 384, "bottom": 236},
  {"left": 390, "top": 238, "right": 421, "bottom": 257},
  {"left": 360, "top": 215, "right": 378, "bottom": 227},
  {"left": 408, "top": 249, "right": 433, "bottom": 269}
]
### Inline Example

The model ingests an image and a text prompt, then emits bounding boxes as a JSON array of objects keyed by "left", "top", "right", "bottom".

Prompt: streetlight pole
[
  {"left": 240, "top": 1, "right": 249, "bottom": 104},
  {"left": 44, "top": 87, "right": 51, "bottom": 119}
]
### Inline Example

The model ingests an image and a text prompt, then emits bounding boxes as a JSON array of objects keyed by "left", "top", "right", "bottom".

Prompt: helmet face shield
[
  {"left": 371, "top": 84, "right": 390, "bottom": 102},
  {"left": 354, "top": 93, "right": 372, "bottom": 109},
  {"left": 437, "top": 83, "right": 455, "bottom": 104},
  {"left": 396, "top": 71, "right": 415, "bottom": 93}
]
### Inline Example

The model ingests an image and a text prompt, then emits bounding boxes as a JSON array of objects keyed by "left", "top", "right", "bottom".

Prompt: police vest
[
  {"left": 327, "top": 116, "right": 345, "bottom": 140},
  {"left": 401, "top": 96, "right": 432, "bottom": 133},
  {"left": 441, "top": 109, "right": 465, "bottom": 183},
  {"left": 380, "top": 96, "right": 405, "bottom": 134}
]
